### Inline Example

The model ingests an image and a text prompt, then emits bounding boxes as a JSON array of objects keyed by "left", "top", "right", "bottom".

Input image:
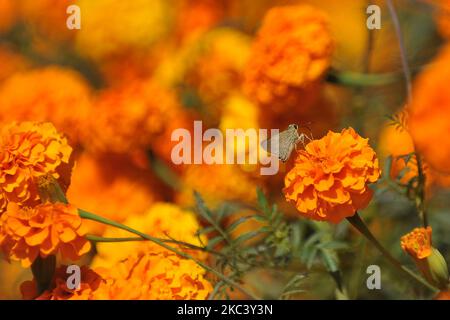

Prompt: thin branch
[
  {"left": 386, "top": 0, "right": 413, "bottom": 104},
  {"left": 80, "top": 209, "right": 261, "bottom": 300}
]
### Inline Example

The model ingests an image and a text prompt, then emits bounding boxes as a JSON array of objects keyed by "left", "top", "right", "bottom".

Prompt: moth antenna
[{"left": 300, "top": 122, "right": 314, "bottom": 140}]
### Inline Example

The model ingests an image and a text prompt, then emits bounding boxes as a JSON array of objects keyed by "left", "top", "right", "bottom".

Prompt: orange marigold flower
[
  {"left": 94, "top": 251, "right": 213, "bottom": 300},
  {"left": 283, "top": 128, "right": 380, "bottom": 223},
  {"left": 21, "top": 265, "right": 104, "bottom": 300},
  {"left": 92, "top": 202, "right": 208, "bottom": 268},
  {"left": 243, "top": 5, "right": 333, "bottom": 113},
  {"left": 0, "top": 122, "right": 74, "bottom": 214},
  {"left": 378, "top": 121, "right": 450, "bottom": 189},
  {"left": 410, "top": 46, "right": 450, "bottom": 174},
  {"left": 0, "top": 202, "right": 91, "bottom": 267},
  {"left": 400, "top": 227, "right": 433, "bottom": 260},
  {"left": 84, "top": 80, "right": 181, "bottom": 154},
  {"left": 0, "top": 67, "right": 92, "bottom": 144}
]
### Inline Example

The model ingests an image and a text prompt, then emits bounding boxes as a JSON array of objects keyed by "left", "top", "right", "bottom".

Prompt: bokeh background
[{"left": 1, "top": 0, "right": 450, "bottom": 299}]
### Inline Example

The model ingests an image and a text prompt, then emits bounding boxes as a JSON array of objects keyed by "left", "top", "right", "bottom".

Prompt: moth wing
[
  {"left": 261, "top": 131, "right": 280, "bottom": 154},
  {"left": 278, "top": 133, "right": 297, "bottom": 162}
]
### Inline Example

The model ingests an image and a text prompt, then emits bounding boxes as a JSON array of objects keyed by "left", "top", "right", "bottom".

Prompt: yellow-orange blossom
[
  {"left": 283, "top": 128, "right": 380, "bottom": 223},
  {"left": 0, "top": 202, "right": 91, "bottom": 267}
]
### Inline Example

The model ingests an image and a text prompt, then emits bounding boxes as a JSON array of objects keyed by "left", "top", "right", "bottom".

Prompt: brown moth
[{"left": 261, "top": 124, "right": 310, "bottom": 162}]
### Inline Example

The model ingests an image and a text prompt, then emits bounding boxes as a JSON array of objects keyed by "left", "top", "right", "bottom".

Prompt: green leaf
[
  {"left": 306, "top": 247, "right": 318, "bottom": 269},
  {"left": 384, "top": 156, "right": 393, "bottom": 180},
  {"left": 320, "top": 248, "right": 339, "bottom": 273},
  {"left": 234, "top": 230, "right": 267, "bottom": 246},
  {"left": 207, "top": 236, "right": 225, "bottom": 250},
  {"left": 196, "top": 226, "right": 216, "bottom": 236},
  {"left": 256, "top": 187, "right": 269, "bottom": 215},
  {"left": 317, "top": 241, "right": 349, "bottom": 251},
  {"left": 226, "top": 215, "right": 255, "bottom": 235}
]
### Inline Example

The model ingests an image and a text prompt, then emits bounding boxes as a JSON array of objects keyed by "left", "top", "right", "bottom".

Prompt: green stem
[
  {"left": 414, "top": 153, "right": 428, "bottom": 227},
  {"left": 86, "top": 234, "right": 227, "bottom": 258},
  {"left": 347, "top": 212, "right": 438, "bottom": 293},
  {"left": 386, "top": 0, "right": 413, "bottom": 104},
  {"left": 79, "top": 209, "right": 260, "bottom": 300},
  {"left": 326, "top": 69, "right": 400, "bottom": 87}
]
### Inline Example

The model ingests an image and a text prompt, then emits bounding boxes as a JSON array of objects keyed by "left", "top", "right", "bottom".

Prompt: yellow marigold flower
[
  {"left": 75, "top": 0, "right": 170, "bottom": 60},
  {"left": 92, "top": 202, "right": 207, "bottom": 268},
  {"left": 184, "top": 28, "right": 252, "bottom": 121},
  {"left": 0, "top": 122, "right": 74, "bottom": 214},
  {"left": 283, "top": 128, "right": 380, "bottom": 223},
  {"left": 21, "top": 265, "right": 104, "bottom": 300},
  {"left": 84, "top": 80, "right": 181, "bottom": 154},
  {"left": 0, "top": 202, "right": 91, "bottom": 267},
  {"left": 66, "top": 152, "right": 163, "bottom": 235},
  {"left": 94, "top": 251, "right": 213, "bottom": 300},
  {"left": 0, "top": 67, "right": 92, "bottom": 144},
  {"left": 176, "top": 164, "right": 257, "bottom": 208},
  {"left": 401, "top": 227, "right": 433, "bottom": 260},
  {"left": 243, "top": 5, "right": 333, "bottom": 113},
  {"left": 410, "top": 46, "right": 450, "bottom": 174}
]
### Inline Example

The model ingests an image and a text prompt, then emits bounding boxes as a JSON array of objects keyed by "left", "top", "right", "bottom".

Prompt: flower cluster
[
  {"left": 0, "top": 202, "right": 91, "bottom": 267},
  {"left": 95, "top": 251, "right": 213, "bottom": 300},
  {"left": 283, "top": 128, "right": 380, "bottom": 223},
  {"left": 243, "top": 5, "right": 333, "bottom": 113},
  {"left": 0, "top": 122, "right": 73, "bottom": 214}
]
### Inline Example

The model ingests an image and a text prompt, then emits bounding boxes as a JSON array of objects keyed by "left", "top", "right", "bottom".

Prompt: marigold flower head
[
  {"left": 21, "top": 265, "right": 104, "bottom": 300},
  {"left": 94, "top": 251, "right": 213, "bottom": 300},
  {"left": 410, "top": 46, "right": 450, "bottom": 174},
  {"left": 283, "top": 128, "right": 380, "bottom": 223},
  {"left": 401, "top": 227, "right": 433, "bottom": 260},
  {"left": 0, "top": 122, "right": 73, "bottom": 214},
  {"left": 92, "top": 202, "right": 207, "bottom": 268},
  {"left": 243, "top": 5, "right": 333, "bottom": 113},
  {"left": 84, "top": 80, "right": 181, "bottom": 154},
  {"left": 75, "top": 0, "right": 170, "bottom": 60},
  {"left": 0, "top": 67, "right": 92, "bottom": 144},
  {"left": 66, "top": 152, "right": 164, "bottom": 235},
  {"left": 0, "top": 202, "right": 91, "bottom": 267}
]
